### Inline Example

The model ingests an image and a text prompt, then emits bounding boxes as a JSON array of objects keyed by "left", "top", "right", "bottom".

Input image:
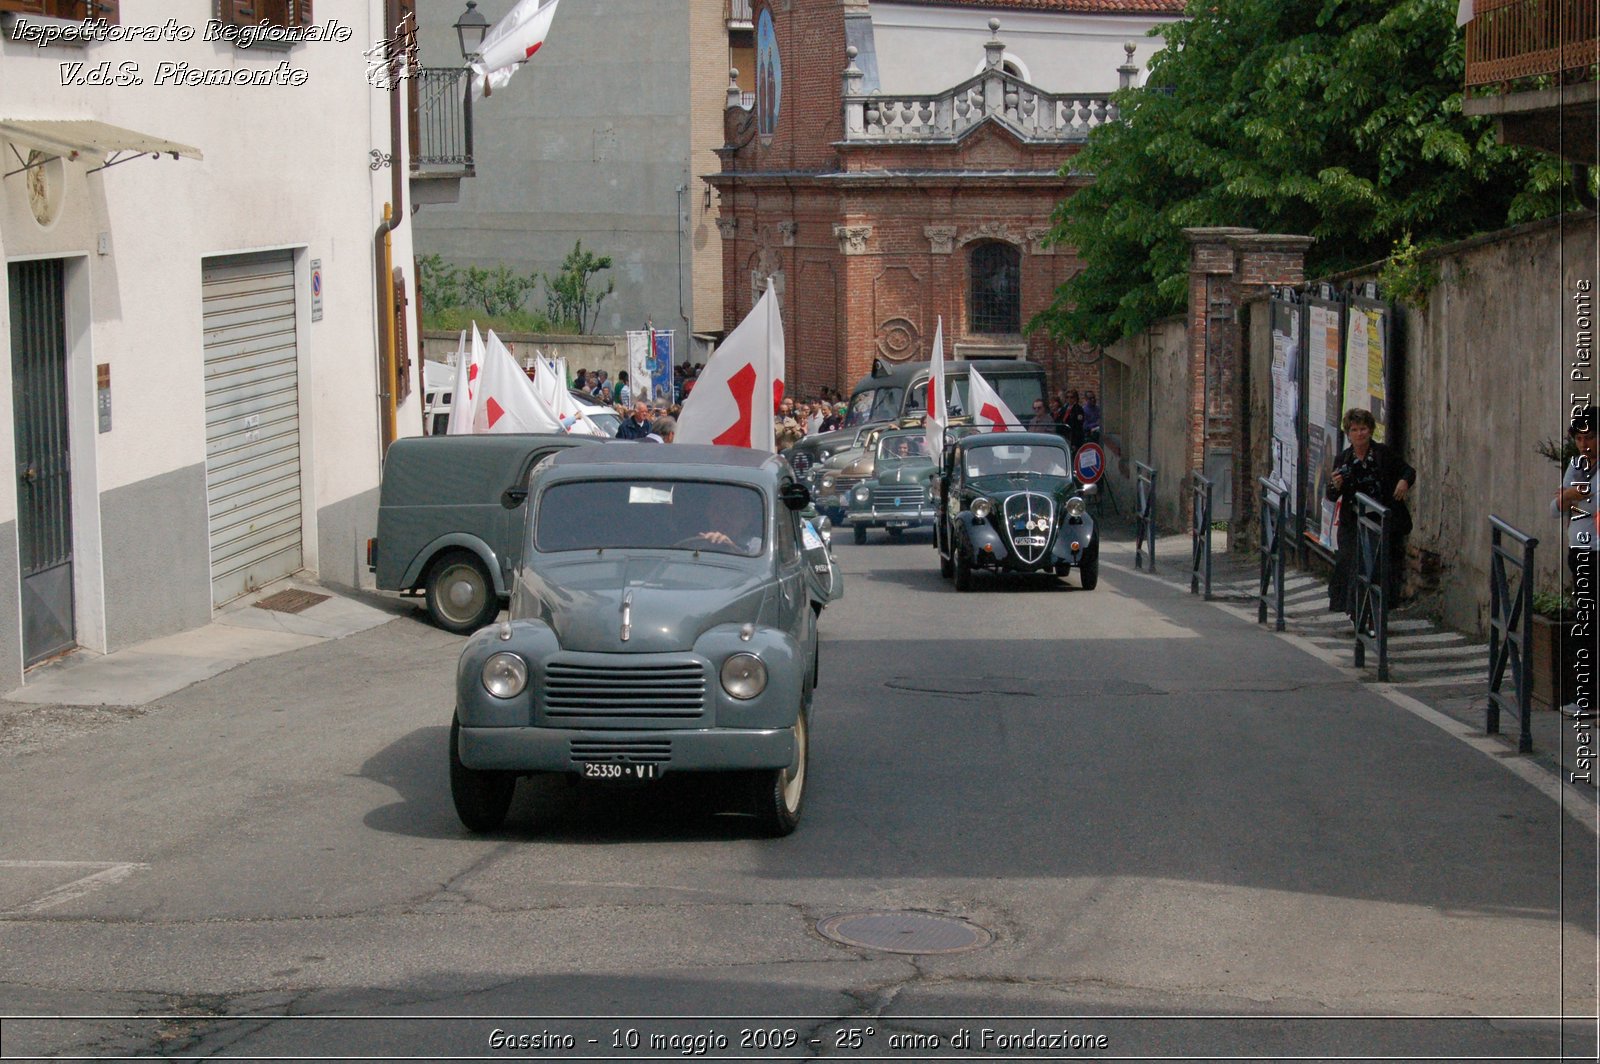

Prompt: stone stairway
[{"left": 1207, "top": 570, "right": 1486, "bottom": 690}]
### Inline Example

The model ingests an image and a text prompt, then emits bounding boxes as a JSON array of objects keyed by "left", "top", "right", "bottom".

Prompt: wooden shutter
[
  {"left": 0, "top": 1, "right": 51, "bottom": 15},
  {"left": 87, "top": 0, "right": 118, "bottom": 21},
  {"left": 214, "top": 0, "right": 253, "bottom": 24},
  {"left": 215, "top": 0, "right": 305, "bottom": 27}
]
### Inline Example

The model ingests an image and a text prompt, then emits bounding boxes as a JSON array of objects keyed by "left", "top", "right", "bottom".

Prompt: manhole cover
[
  {"left": 816, "top": 911, "right": 992, "bottom": 955},
  {"left": 254, "top": 589, "right": 330, "bottom": 615}
]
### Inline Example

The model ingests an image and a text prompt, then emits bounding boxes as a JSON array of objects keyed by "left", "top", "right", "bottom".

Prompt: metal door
[
  {"left": 8, "top": 259, "right": 75, "bottom": 666},
  {"left": 201, "top": 251, "right": 303, "bottom": 606}
]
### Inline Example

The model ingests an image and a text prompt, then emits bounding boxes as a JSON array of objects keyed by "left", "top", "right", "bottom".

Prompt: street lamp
[{"left": 454, "top": 0, "right": 489, "bottom": 62}]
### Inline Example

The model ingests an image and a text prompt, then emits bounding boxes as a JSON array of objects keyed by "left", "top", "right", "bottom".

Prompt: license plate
[
  {"left": 1014, "top": 535, "right": 1047, "bottom": 547},
  {"left": 582, "top": 762, "right": 658, "bottom": 781}
]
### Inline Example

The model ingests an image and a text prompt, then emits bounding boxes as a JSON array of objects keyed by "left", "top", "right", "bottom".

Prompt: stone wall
[{"left": 1102, "top": 317, "right": 1190, "bottom": 532}]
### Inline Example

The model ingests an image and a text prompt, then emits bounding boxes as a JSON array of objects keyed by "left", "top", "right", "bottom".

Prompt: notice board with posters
[
  {"left": 1302, "top": 288, "right": 1345, "bottom": 553},
  {"left": 1269, "top": 291, "right": 1303, "bottom": 521}
]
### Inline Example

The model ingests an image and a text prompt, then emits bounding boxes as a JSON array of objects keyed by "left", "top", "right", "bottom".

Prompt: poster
[
  {"left": 1269, "top": 300, "right": 1301, "bottom": 510},
  {"left": 1342, "top": 305, "right": 1389, "bottom": 443},
  {"left": 1304, "top": 302, "right": 1342, "bottom": 550}
]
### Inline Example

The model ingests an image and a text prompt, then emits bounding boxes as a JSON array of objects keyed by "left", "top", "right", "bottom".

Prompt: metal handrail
[
  {"left": 1487, "top": 515, "right": 1538, "bottom": 753},
  {"left": 1134, "top": 462, "right": 1157, "bottom": 571},
  {"left": 1258, "top": 479, "right": 1290, "bottom": 631},
  {"left": 1191, "top": 471, "right": 1214, "bottom": 599},
  {"left": 1351, "top": 492, "right": 1391, "bottom": 681}
]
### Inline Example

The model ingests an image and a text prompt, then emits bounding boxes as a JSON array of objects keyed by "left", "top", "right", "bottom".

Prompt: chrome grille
[
  {"left": 542, "top": 660, "right": 706, "bottom": 719},
  {"left": 870, "top": 485, "right": 926, "bottom": 511},
  {"left": 570, "top": 738, "right": 672, "bottom": 763},
  {"left": 789, "top": 451, "right": 814, "bottom": 474},
  {"left": 1001, "top": 492, "right": 1055, "bottom": 565},
  {"left": 832, "top": 474, "right": 865, "bottom": 496}
]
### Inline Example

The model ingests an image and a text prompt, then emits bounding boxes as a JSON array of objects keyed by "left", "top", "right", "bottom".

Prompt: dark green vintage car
[
  {"left": 842, "top": 429, "right": 937, "bottom": 543},
  {"left": 934, "top": 432, "right": 1099, "bottom": 591}
]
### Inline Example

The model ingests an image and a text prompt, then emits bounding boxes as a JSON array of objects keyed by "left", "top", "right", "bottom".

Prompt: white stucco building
[{"left": 0, "top": 0, "right": 422, "bottom": 690}]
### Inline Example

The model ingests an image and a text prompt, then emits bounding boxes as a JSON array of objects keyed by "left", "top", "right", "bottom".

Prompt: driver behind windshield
[{"left": 677, "top": 485, "right": 765, "bottom": 555}]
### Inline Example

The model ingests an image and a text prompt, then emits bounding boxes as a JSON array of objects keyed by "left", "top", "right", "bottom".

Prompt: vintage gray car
[
  {"left": 841, "top": 429, "right": 938, "bottom": 543},
  {"left": 450, "top": 444, "right": 841, "bottom": 836}
]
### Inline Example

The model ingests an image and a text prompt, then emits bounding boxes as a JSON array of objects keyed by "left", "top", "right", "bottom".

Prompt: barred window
[
  {"left": 969, "top": 241, "right": 1020, "bottom": 335},
  {"left": 214, "top": 0, "right": 313, "bottom": 28}
]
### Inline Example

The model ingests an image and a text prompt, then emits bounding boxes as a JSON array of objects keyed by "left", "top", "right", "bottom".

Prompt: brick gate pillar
[{"left": 1182, "top": 228, "right": 1255, "bottom": 527}]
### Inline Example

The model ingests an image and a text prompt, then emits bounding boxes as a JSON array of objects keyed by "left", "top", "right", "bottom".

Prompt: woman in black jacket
[{"left": 1325, "top": 407, "right": 1415, "bottom": 616}]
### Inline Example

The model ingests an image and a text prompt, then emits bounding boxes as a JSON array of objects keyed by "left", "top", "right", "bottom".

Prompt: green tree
[
  {"left": 542, "top": 240, "right": 615, "bottom": 334},
  {"left": 1033, "top": 0, "right": 1582, "bottom": 347},
  {"left": 463, "top": 264, "right": 536, "bottom": 318}
]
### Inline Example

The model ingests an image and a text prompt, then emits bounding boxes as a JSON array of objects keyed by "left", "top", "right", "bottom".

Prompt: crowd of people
[{"left": 1027, "top": 390, "right": 1102, "bottom": 450}]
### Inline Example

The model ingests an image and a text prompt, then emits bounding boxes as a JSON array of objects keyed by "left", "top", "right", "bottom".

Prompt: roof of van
[{"left": 549, "top": 442, "right": 785, "bottom": 478}]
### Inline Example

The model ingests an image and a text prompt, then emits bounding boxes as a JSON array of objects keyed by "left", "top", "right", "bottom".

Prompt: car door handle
[{"left": 18, "top": 463, "right": 36, "bottom": 484}]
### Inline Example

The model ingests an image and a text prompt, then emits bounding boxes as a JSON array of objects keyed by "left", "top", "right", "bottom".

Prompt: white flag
[
  {"left": 446, "top": 325, "right": 485, "bottom": 435},
  {"left": 925, "top": 316, "right": 947, "bottom": 459},
  {"left": 968, "top": 368, "right": 1022, "bottom": 432},
  {"left": 1455, "top": 1, "right": 1474, "bottom": 27},
  {"left": 471, "top": 0, "right": 562, "bottom": 100},
  {"left": 472, "top": 330, "right": 563, "bottom": 433},
  {"left": 677, "top": 280, "right": 785, "bottom": 451},
  {"left": 530, "top": 351, "right": 601, "bottom": 435}
]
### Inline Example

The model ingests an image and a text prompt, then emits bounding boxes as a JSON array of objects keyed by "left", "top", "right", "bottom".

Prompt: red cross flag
[
  {"left": 472, "top": 0, "right": 562, "bottom": 100},
  {"left": 471, "top": 330, "right": 563, "bottom": 434},
  {"left": 968, "top": 367, "right": 1022, "bottom": 433},
  {"left": 676, "top": 280, "right": 786, "bottom": 451},
  {"left": 925, "top": 316, "right": 947, "bottom": 459},
  {"left": 446, "top": 326, "right": 484, "bottom": 435}
]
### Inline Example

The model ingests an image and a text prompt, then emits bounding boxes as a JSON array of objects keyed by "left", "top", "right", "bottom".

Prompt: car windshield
[
  {"left": 963, "top": 444, "right": 1069, "bottom": 479},
  {"left": 536, "top": 479, "right": 766, "bottom": 557},
  {"left": 877, "top": 434, "right": 930, "bottom": 464}
]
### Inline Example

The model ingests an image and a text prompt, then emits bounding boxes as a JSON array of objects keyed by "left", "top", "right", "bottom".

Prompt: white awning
[{"left": 0, "top": 119, "right": 201, "bottom": 171}]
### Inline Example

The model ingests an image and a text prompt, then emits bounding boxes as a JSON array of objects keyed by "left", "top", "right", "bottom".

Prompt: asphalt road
[{"left": 0, "top": 530, "right": 1594, "bottom": 1061}]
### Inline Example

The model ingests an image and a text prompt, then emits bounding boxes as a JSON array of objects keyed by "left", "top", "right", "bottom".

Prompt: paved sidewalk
[
  {"left": 4, "top": 581, "right": 402, "bottom": 709},
  {"left": 1098, "top": 517, "right": 1594, "bottom": 806}
]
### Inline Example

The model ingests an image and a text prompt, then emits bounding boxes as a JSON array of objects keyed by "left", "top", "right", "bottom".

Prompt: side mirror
[
  {"left": 779, "top": 482, "right": 812, "bottom": 511},
  {"left": 501, "top": 487, "right": 528, "bottom": 509},
  {"left": 1082, "top": 482, "right": 1099, "bottom": 497}
]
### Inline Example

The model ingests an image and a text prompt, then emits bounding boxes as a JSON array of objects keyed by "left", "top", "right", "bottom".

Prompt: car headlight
[
  {"left": 820, "top": 449, "right": 832, "bottom": 459},
  {"left": 720, "top": 653, "right": 768, "bottom": 700},
  {"left": 821, "top": 474, "right": 836, "bottom": 490},
  {"left": 1066, "top": 497, "right": 1087, "bottom": 518},
  {"left": 482, "top": 652, "right": 529, "bottom": 699},
  {"left": 970, "top": 498, "right": 993, "bottom": 520},
  {"left": 853, "top": 486, "right": 870, "bottom": 503}
]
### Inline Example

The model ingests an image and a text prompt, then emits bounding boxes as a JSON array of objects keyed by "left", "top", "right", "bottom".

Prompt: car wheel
[
  {"left": 753, "top": 696, "right": 808, "bottom": 837},
  {"left": 1078, "top": 545, "right": 1100, "bottom": 590},
  {"left": 425, "top": 550, "right": 499, "bottom": 634},
  {"left": 953, "top": 541, "right": 973, "bottom": 592},
  {"left": 449, "top": 715, "right": 515, "bottom": 832},
  {"left": 853, "top": 524, "right": 868, "bottom": 545}
]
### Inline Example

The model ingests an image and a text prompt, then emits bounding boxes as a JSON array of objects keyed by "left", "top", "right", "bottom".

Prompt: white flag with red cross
[
  {"left": 968, "top": 367, "right": 1022, "bottom": 432},
  {"left": 471, "top": 0, "right": 562, "bottom": 100},
  {"left": 676, "top": 280, "right": 786, "bottom": 451},
  {"left": 925, "top": 316, "right": 947, "bottom": 458},
  {"left": 446, "top": 326, "right": 485, "bottom": 435},
  {"left": 531, "top": 351, "right": 602, "bottom": 435},
  {"left": 471, "top": 331, "right": 563, "bottom": 433}
]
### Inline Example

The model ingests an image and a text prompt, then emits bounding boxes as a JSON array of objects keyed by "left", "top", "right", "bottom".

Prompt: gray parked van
[{"left": 369, "top": 434, "right": 607, "bottom": 633}]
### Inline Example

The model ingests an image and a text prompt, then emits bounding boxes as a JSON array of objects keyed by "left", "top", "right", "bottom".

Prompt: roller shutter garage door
[{"left": 201, "top": 251, "right": 303, "bottom": 607}]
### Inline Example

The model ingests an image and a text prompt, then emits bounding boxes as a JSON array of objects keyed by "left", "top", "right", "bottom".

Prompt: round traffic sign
[{"left": 1074, "top": 441, "right": 1105, "bottom": 484}]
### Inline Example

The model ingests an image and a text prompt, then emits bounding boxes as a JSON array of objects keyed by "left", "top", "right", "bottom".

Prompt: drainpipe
[{"left": 373, "top": 0, "right": 406, "bottom": 454}]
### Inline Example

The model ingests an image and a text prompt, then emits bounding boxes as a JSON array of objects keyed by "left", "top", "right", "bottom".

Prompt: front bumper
[
  {"left": 458, "top": 724, "right": 795, "bottom": 775},
  {"left": 845, "top": 505, "right": 936, "bottom": 526}
]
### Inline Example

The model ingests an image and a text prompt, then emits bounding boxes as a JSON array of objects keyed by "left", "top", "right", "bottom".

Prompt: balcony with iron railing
[
  {"left": 409, "top": 67, "right": 475, "bottom": 204},
  {"left": 727, "top": 0, "right": 753, "bottom": 29},
  {"left": 1465, "top": 0, "right": 1597, "bottom": 92},
  {"left": 1462, "top": 0, "right": 1597, "bottom": 163}
]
